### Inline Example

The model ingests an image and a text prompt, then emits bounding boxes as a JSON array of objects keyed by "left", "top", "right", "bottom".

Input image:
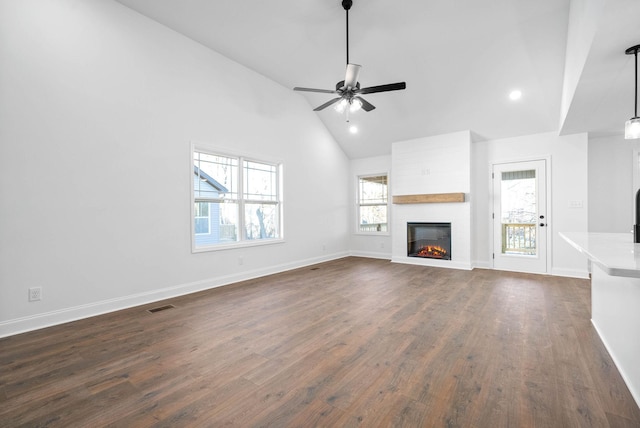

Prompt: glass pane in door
[{"left": 500, "top": 170, "right": 537, "bottom": 255}]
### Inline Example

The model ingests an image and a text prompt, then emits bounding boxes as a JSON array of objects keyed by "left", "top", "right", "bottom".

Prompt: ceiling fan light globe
[
  {"left": 335, "top": 98, "right": 348, "bottom": 113},
  {"left": 350, "top": 98, "right": 363, "bottom": 113},
  {"left": 625, "top": 117, "right": 640, "bottom": 139}
]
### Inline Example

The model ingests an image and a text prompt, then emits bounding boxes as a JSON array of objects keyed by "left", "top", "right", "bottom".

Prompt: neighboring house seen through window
[
  {"left": 357, "top": 174, "right": 388, "bottom": 233},
  {"left": 193, "top": 147, "right": 282, "bottom": 251}
]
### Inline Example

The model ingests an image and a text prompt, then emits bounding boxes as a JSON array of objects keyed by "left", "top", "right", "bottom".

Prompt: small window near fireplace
[
  {"left": 407, "top": 222, "right": 452, "bottom": 260},
  {"left": 357, "top": 174, "right": 388, "bottom": 233}
]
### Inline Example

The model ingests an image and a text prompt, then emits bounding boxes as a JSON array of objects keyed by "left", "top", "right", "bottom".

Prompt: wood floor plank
[{"left": 1, "top": 257, "right": 638, "bottom": 426}]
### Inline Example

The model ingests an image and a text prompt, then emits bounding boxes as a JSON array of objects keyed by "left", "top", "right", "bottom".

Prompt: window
[
  {"left": 192, "top": 147, "right": 282, "bottom": 251},
  {"left": 357, "top": 174, "right": 388, "bottom": 233}
]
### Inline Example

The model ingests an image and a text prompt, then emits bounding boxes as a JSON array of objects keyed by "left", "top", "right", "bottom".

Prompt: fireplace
[{"left": 407, "top": 222, "right": 452, "bottom": 260}]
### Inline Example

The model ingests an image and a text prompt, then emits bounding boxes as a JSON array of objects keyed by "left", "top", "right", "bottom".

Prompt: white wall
[
  {"left": 349, "top": 155, "right": 392, "bottom": 259},
  {"left": 472, "top": 132, "right": 589, "bottom": 277},
  {"left": 0, "top": 0, "right": 349, "bottom": 337},
  {"left": 391, "top": 131, "right": 472, "bottom": 270},
  {"left": 588, "top": 134, "right": 639, "bottom": 232}
]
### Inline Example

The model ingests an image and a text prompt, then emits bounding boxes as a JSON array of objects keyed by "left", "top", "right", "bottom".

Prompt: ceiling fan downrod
[{"left": 342, "top": 0, "right": 352, "bottom": 65}]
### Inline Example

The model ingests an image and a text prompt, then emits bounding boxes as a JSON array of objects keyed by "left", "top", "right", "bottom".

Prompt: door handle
[{"left": 540, "top": 223, "right": 546, "bottom": 227}]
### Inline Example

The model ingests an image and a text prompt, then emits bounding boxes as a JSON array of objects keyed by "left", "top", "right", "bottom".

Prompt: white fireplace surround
[{"left": 391, "top": 131, "right": 472, "bottom": 270}]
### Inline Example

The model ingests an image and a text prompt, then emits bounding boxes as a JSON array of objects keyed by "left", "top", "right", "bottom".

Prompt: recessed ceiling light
[
  {"left": 349, "top": 125, "right": 358, "bottom": 134},
  {"left": 509, "top": 90, "right": 522, "bottom": 101}
]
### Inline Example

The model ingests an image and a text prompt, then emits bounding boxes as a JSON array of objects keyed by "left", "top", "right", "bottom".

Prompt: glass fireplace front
[{"left": 407, "top": 222, "right": 452, "bottom": 260}]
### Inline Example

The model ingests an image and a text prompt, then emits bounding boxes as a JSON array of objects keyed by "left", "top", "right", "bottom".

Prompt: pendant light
[{"left": 626, "top": 44, "right": 640, "bottom": 139}]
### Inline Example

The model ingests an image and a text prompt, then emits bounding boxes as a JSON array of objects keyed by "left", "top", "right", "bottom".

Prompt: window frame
[
  {"left": 355, "top": 172, "right": 390, "bottom": 235},
  {"left": 191, "top": 143, "right": 284, "bottom": 253}
]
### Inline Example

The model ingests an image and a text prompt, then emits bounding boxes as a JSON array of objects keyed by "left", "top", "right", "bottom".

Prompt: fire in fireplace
[{"left": 407, "top": 222, "right": 452, "bottom": 260}]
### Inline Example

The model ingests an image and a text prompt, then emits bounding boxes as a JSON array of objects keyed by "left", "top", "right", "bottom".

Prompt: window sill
[
  {"left": 192, "top": 238, "right": 285, "bottom": 253},
  {"left": 354, "top": 231, "right": 390, "bottom": 236}
]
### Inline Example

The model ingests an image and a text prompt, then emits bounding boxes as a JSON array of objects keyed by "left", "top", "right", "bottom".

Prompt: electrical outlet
[
  {"left": 238, "top": 257, "right": 244, "bottom": 266},
  {"left": 29, "top": 287, "right": 42, "bottom": 302}
]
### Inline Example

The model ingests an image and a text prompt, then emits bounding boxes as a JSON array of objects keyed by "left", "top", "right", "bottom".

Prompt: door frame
[{"left": 490, "top": 156, "right": 552, "bottom": 274}]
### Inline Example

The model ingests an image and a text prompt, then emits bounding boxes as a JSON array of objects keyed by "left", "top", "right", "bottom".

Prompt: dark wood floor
[{"left": 1, "top": 257, "right": 639, "bottom": 427}]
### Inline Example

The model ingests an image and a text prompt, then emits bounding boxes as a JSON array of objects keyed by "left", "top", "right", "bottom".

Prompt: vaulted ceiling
[{"left": 115, "top": 0, "right": 640, "bottom": 158}]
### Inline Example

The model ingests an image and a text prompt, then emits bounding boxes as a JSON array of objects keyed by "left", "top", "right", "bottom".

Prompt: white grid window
[
  {"left": 357, "top": 174, "right": 388, "bottom": 233},
  {"left": 192, "top": 147, "right": 282, "bottom": 251}
]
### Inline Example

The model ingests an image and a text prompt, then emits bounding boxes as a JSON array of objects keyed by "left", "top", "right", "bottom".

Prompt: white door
[{"left": 492, "top": 160, "right": 548, "bottom": 274}]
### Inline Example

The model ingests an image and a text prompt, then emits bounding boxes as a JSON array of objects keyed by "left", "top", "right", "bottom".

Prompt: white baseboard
[
  {"left": 349, "top": 250, "right": 392, "bottom": 260},
  {"left": 551, "top": 267, "right": 590, "bottom": 279},
  {"left": 0, "top": 251, "right": 350, "bottom": 339},
  {"left": 472, "top": 260, "right": 590, "bottom": 279},
  {"left": 472, "top": 260, "right": 492, "bottom": 269}
]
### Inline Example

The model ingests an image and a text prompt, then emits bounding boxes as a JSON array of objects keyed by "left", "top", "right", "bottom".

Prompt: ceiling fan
[{"left": 293, "top": 0, "right": 406, "bottom": 115}]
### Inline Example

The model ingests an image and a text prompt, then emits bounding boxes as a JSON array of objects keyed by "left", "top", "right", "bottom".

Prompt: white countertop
[{"left": 560, "top": 232, "right": 640, "bottom": 278}]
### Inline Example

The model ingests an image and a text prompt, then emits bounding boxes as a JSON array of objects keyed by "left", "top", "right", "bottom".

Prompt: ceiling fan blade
[
  {"left": 344, "top": 64, "right": 362, "bottom": 89},
  {"left": 354, "top": 96, "right": 375, "bottom": 112},
  {"left": 358, "top": 82, "right": 406, "bottom": 95},
  {"left": 313, "top": 97, "right": 343, "bottom": 111},
  {"left": 293, "top": 87, "right": 338, "bottom": 94}
]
